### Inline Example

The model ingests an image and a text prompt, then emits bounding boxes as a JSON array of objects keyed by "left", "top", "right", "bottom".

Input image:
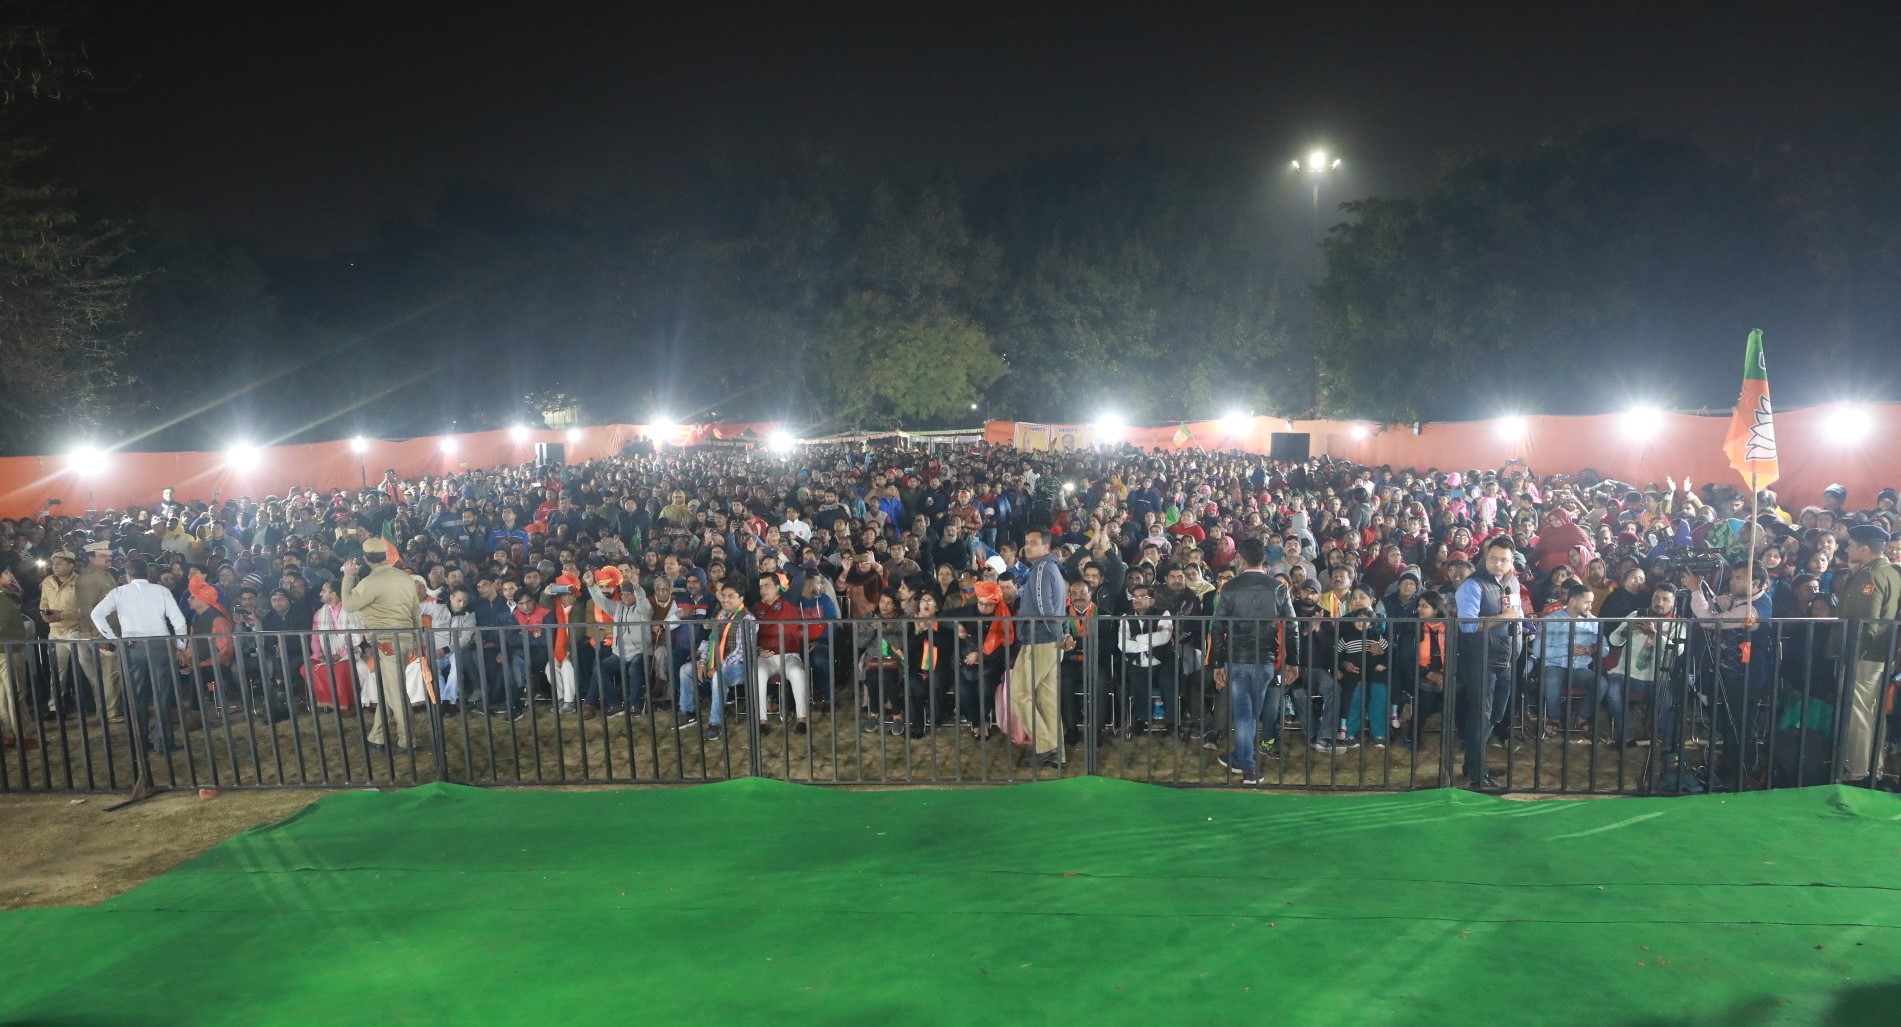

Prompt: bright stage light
[
  {"left": 1623, "top": 407, "right": 1665, "bottom": 441},
  {"left": 509, "top": 425, "right": 529, "bottom": 443},
  {"left": 68, "top": 445, "right": 107, "bottom": 477},
  {"left": 1496, "top": 416, "right": 1528, "bottom": 442},
  {"left": 566, "top": 428, "right": 582, "bottom": 444},
  {"left": 349, "top": 436, "right": 369, "bottom": 454},
  {"left": 440, "top": 437, "right": 458, "bottom": 456},
  {"left": 651, "top": 420, "right": 681, "bottom": 446},
  {"left": 1093, "top": 413, "right": 1126, "bottom": 444},
  {"left": 226, "top": 444, "right": 261, "bottom": 472},
  {"left": 767, "top": 430, "right": 796, "bottom": 455},
  {"left": 1350, "top": 424, "right": 1371, "bottom": 441},
  {"left": 1826, "top": 404, "right": 1872, "bottom": 443},
  {"left": 1219, "top": 412, "right": 1250, "bottom": 437}
]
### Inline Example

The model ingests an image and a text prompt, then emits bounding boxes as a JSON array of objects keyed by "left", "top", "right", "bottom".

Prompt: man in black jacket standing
[{"left": 1210, "top": 538, "right": 1284, "bottom": 785}]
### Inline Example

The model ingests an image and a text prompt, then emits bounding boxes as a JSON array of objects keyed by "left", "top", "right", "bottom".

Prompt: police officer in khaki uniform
[
  {"left": 343, "top": 537, "right": 423, "bottom": 753},
  {"left": 1834, "top": 523, "right": 1901, "bottom": 783},
  {"left": 74, "top": 541, "right": 124, "bottom": 720}
]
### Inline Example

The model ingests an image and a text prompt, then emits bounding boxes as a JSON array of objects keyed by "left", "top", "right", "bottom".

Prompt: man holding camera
[
  {"left": 1835, "top": 524, "right": 1900, "bottom": 784},
  {"left": 1683, "top": 559, "right": 1776, "bottom": 789}
]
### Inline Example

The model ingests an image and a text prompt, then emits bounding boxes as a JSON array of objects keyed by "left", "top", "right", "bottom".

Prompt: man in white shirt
[
  {"left": 91, "top": 557, "right": 189, "bottom": 760},
  {"left": 779, "top": 507, "right": 813, "bottom": 544}
]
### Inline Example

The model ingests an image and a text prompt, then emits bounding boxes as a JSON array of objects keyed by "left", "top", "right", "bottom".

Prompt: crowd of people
[{"left": 2, "top": 436, "right": 1896, "bottom": 793}]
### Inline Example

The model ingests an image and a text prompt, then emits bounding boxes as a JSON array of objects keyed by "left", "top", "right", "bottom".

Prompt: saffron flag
[
  {"left": 1722, "top": 329, "right": 1779, "bottom": 490},
  {"left": 1172, "top": 423, "right": 1192, "bottom": 448}
]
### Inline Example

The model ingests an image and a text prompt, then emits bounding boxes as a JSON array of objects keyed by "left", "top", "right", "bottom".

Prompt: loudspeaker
[
  {"left": 535, "top": 442, "right": 567, "bottom": 466},
  {"left": 1268, "top": 433, "right": 1310, "bottom": 462}
]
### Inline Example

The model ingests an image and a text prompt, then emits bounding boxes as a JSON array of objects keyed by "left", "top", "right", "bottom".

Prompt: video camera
[{"left": 1651, "top": 547, "right": 1728, "bottom": 584}]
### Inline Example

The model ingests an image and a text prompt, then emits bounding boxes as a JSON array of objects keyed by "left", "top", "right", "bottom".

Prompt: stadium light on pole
[
  {"left": 1291, "top": 149, "right": 1343, "bottom": 228},
  {"left": 1496, "top": 416, "right": 1528, "bottom": 443},
  {"left": 1825, "top": 403, "right": 1872, "bottom": 444},
  {"left": 1093, "top": 413, "right": 1126, "bottom": 446},
  {"left": 1219, "top": 411, "right": 1250, "bottom": 437},
  {"left": 767, "top": 429, "right": 795, "bottom": 455},
  {"left": 566, "top": 428, "right": 582, "bottom": 444},
  {"left": 349, "top": 436, "right": 369, "bottom": 454},
  {"left": 509, "top": 425, "right": 529, "bottom": 443},
  {"left": 440, "top": 437, "right": 458, "bottom": 456},
  {"left": 651, "top": 420, "right": 680, "bottom": 447}
]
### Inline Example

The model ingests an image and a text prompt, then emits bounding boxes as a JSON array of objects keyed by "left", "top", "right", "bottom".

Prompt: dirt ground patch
[{"left": 0, "top": 789, "right": 318, "bottom": 911}]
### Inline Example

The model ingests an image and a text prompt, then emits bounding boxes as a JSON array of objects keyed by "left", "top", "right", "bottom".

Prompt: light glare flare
[{"left": 226, "top": 444, "right": 261, "bottom": 472}]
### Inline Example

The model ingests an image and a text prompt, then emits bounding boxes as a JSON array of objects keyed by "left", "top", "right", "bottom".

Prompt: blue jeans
[
  {"left": 1225, "top": 663, "right": 1273, "bottom": 777},
  {"left": 587, "top": 652, "right": 647, "bottom": 709},
  {"left": 1344, "top": 680, "right": 1390, "bottom": 741},
  {"left": 678, "top": 660, "right": 744, "bottom": 725},
  {"left": 1601, "top": 671, "right": 1655, "bottom": 744},
  {"left": 506, "top": 643, "right": 546, "bottom": 709},
  {"left": 1540, "top": 666, "right": 1603, "bottom": 726}
]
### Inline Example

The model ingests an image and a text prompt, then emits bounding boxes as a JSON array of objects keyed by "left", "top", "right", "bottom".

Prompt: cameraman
[{"left": 1681, "top": 558, "right": 1776, "bottom": 789}]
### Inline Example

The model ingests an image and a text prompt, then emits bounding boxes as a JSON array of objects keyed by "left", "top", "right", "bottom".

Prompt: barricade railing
[{"left": 2, "top": 612, "right": 1893, "bottom": 795}]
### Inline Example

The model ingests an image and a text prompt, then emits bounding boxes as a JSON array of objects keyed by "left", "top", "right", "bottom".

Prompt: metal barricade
[{"left": 3, "top": 613, "right": 1895, "bottom": 796}]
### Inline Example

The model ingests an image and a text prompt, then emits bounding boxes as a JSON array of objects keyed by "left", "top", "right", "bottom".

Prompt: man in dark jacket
[{"left": 1209, "top": 538, "right": 1284, "bottom": 784}]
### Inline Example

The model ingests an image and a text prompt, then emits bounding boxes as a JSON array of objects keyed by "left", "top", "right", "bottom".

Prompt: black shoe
[
  {"left": 704, "top": 724, "right": 724, "bottom": 742},
  {"left": 758, "top": 721, "right": 774, "bottom": 736},
  {"left": 1216, "top": 753, "right": 1240, "bottom": 775},
  {"left": 1029, "top": 748, "right": 1064, "bottom": 768},
  {"left": 368, "top": 741, "right": 412, "bottom": 755},
  {"left": 1064, "top": 728, "right": 1082, "bottom": 747},
  {"left": 1467, "top": 773, "right": 1501, "bottom": 790},
  {"left": 794, "top": 720, "right": 808, "bottom": 736},
  {"left": 675, "top": 713, "right": 699, "bottom": 730}
]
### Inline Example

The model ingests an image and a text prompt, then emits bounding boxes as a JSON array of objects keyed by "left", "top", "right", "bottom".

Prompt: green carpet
[{"left": 3, "top": 781, "right": 1899, "bottom": 1026}]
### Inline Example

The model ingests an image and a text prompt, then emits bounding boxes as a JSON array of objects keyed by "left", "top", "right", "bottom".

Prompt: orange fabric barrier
[
  {"left": 984, "top": 407, "right": 1899, "bottom": 510},
  {"left": 8, "top": 423, "right": 778, "bottom": 519}
]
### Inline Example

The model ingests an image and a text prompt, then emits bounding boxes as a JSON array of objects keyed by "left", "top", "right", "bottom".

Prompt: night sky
[{"left": 37, "top": 1, "right": 1901, "bottom": 258}]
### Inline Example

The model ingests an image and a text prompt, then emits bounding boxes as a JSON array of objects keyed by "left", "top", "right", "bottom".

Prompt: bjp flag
[{"left": 1721, "top": 329, "right": 1779, "bottom": 490}]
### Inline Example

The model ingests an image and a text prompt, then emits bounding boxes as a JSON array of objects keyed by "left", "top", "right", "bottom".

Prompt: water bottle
[
  {"left": 1390, "top": 705, "right": 1401, "bottom": 730},
  {"left": 1151, "top": 694, "right": 1167, "bottom": 722},
  {"left": 1338, "top": 718, "right": 1348, "bottom": 742}
]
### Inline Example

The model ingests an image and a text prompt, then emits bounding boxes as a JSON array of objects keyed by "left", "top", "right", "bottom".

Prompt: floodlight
[
  {"left": 440, "top": 437, "right": 458, "bottom": 456},
  {"left": 767, "top": 430, "right": 796, "bottom": 455},
  {"left": 1093, "top": 413, "right": 1127, "bottom": 444},
  {"left": 1623, "top": 407, "right": 1664, "bottom": 441},
  {"left": 1350, "top": 424, "right": 1370, "bottom": 440},
  {"left": 509, "top": 425, "right": 529, "bottom": 443},
  {"left": 349, "top": 436, "right": 369, "bottom": 454},
  {"left": 566, "top": 428, "right": 582, "bottom": 444},
  {"left": 226, "top": 444, "right": 261, "bottom": 472},
  {"left": 1496, "top": 416, "right": 1528, "bottom": 442},
  {"left": 1826, "top": 404, "right": 1872, "bottom": 443},
  {"left": 1219, "top": 412, "right": 1250, "bottom": 437},
  {"left": 651, "top": 420, "right": 680, "bottom": 446},
  {"left": 69, "top": 445, "right": 107, "bottom": 477}
]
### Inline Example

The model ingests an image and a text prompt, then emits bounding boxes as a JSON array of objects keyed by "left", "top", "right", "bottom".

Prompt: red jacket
[{"left": 753, "top": 598, "right": 822, "bottom": 655}]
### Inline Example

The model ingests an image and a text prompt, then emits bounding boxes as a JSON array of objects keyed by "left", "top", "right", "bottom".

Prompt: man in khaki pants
[
  {"left": 343, "top": 538, "right": 423, "bottom": 754},
  {"left": 75, "top": 541, "right": 124, "bottom": 719},
  {"left": 1009, "top": 530, "right": 1067, "bottom": 767},
  {"left": 1836, "top": 524, "right": 1900, "bottom": 784}
]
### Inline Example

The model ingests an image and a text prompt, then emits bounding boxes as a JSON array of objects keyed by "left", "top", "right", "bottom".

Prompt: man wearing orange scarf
[
  {"left": 956, "top": 580, "right": 1014, "bottom": 737},
  {"left": 546, "top": 572, "right": 588, "bottom": 715},
  {"left": 181, "top": 572, "right": 239, "bottom": 714}
]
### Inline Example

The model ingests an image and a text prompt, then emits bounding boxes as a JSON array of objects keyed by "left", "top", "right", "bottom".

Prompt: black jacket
[{"left": 1209, "top": 569, "right": 1287, "bottom": 668}]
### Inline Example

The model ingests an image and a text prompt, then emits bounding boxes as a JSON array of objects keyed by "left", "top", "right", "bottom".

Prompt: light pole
[{"left": 1290, "top": 150, "right": 1341, "bottom": 233}]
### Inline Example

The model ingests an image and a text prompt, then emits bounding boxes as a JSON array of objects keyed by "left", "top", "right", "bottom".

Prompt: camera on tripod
[{"left": 1652, "top": 548, "right": 1728, "bottom": 584}]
